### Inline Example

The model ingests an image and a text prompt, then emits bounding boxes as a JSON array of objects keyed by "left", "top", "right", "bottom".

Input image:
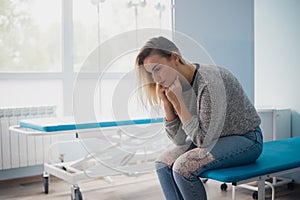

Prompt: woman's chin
[
  {"left": 160, "top": 81, "right": 172, "bottom": 88},
  {"left": 162, "top": 84, "right": 170, "bottom": 89}
]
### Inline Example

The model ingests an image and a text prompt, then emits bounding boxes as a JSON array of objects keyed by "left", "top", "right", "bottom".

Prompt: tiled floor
[{"left": 0, "top": 173, "right": 299, "bottom": 200}]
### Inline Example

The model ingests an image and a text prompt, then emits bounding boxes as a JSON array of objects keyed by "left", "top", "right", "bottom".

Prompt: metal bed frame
[{"left": 10, "top": 117, "right": 168, "bottom": 200}]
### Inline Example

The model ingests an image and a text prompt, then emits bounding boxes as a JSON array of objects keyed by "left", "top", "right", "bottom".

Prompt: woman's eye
[{"left": 153, "top": 66, "right": 160, "bottom": 72}]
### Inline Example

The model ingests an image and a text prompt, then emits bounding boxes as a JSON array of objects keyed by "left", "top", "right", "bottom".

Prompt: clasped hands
[{"left": 158, "top": 76, "right": 183, "bottom": 111}]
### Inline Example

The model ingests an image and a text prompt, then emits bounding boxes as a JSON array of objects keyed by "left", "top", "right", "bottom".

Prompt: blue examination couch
[{"left": 201, "top": 136, "right": 300, "bottom": 200}]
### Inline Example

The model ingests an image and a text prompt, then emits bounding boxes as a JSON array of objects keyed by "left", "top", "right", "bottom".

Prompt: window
[
  {"left": 73, "top": 0, "right": 173, "bottom": 72},
  {"left": 0, "top": 0, "right": 172, "bottom": 73},
  {"left": 0, "top": 0, "right": 173, "bottom": 116},
  {"left": 0, "top": 0, "right": 61, "bottom": 72}
]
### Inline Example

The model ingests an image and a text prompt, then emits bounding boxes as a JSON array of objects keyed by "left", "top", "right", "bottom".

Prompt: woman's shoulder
[
  {"left": 198, "top": 64, "right": 238, "bottom": 82},
  {"left": 198, "top": 63, "right": 229, "bottom": 73}
]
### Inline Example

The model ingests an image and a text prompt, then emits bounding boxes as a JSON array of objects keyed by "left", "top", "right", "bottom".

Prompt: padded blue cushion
[
  {"left": 201, "top": 137, "right": 300, "bottom": 183},
  {"left": 20, "top": 117, "right": 164, "bottom": 132}
]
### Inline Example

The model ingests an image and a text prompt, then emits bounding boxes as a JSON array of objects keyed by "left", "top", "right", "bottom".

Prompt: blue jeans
[{"left": 155, "top": 127, "right": 263, "bottom": 200}]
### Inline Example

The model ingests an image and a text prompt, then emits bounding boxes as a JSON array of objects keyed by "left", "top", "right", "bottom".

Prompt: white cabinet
[{"left": 257, "top": 108, "right": 291, "bottom": 142}]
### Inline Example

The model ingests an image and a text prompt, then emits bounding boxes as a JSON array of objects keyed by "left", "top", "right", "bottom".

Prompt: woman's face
[{"left": 143, "top": 53, "right": 178, "bottom": 88}]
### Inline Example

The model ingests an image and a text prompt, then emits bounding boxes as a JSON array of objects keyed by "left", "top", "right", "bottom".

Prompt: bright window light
[
  {"left": 0, "top": 0, "right": 62, "bottom": 72},
  {"left": 73, "top": 0, "right": 172, "bottom": 72},
  {"left": 0, "top": 0, "right": 172, "bottom": 73}
]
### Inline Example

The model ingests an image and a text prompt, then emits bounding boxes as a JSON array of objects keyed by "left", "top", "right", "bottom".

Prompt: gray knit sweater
[{"left": 165, "top": 64, "right": 261, "bottom": 148}]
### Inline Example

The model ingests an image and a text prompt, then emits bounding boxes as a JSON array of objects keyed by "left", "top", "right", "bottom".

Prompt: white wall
[
  {"left": 254, "top": 0, "right": 300, "bottom": 137},
  {"left": 254, "top": 0, "right": 300, "bottom": 181}
]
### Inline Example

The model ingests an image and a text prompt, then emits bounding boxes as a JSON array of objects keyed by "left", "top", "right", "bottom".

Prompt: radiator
[{"left": 0, "top": 106, "right": 56, "bottom": 170}]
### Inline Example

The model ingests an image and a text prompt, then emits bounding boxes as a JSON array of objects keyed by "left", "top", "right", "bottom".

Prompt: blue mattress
[
  {"left": 201, "top": 137, "right": 300, "bottom": 183},
  {"left": 20, "top": 117, "right": 164, "bottom": 132}
]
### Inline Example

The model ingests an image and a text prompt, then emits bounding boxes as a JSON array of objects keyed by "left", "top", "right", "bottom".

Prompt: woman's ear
[{"left": 171, "top": 52, "right": 180, "bottom": 64}]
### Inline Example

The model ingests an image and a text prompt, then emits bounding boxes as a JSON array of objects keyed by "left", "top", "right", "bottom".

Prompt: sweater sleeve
[
  {"left": 164, "top": 117, "right": 187, "bottom": 145},
  {"left": 182, "top": 85, "right": 213, "bottom": 147}
]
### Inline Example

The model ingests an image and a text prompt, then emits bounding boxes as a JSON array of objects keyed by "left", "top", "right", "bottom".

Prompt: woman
[{"left": 135, "top": 36, "right": 263, "bottom": 200}]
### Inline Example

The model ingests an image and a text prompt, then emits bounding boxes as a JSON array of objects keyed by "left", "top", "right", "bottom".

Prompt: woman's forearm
[
  {"left": 164, "top": 102, "right": 177, "bottom": 122},
  {"left": 173, "top": 100, "right": 192, "bottom": 125}
]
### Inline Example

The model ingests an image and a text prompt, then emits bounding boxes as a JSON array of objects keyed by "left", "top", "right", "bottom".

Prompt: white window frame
[{"left": 0, "top": 0, "right": 175, "bottom": 116}]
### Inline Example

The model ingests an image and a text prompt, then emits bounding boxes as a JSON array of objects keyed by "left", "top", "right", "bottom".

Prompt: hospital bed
[
  {"left": 10, "top": 118, "right": 300, "bottom": 200},
  {"left": 10, "top": 116, "right": 169, "bottom": 200}
]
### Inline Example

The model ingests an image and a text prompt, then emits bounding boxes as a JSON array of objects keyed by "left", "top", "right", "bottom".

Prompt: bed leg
[
  {"left": 265, "top": 181, "right": 275, "bottom": 200},
  {"left": 257, "top": 180, "right": 265, "bottom": 200},
  {"left": 71, "top": 184, "right": 83, "bottom": 200},
  {"left": 232, "top": 185, "right": 236, "bottom": 200}
]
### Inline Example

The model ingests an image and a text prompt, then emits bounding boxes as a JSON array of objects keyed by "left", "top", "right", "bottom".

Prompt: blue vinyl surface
[
  {"left": 20, "top": 117, "right": 164, "bottom": 132},
  {"left": 201, "top": 137, "right": 300, "bottom": 183}
]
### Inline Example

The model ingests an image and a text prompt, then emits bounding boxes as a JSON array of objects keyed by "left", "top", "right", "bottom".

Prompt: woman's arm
[
  {"left": 166, "top": 77, "right": 212, "bottom": 147},
  {"left": 163, "top": 100, "right": 177, "bottom": 122},
  {"left": 158, "top": 85, "right": 187, "bottom": 145},
  {"left": 181, "top": 86, "right": 212, "bottom": 147},
  {"left": 165, "top": 76, "right": 192, "bottom": 124}
]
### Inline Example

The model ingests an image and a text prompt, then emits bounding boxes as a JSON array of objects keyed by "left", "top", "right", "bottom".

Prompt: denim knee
[{"left": 155, "top": 161, "right": 169, "bottom": 171}]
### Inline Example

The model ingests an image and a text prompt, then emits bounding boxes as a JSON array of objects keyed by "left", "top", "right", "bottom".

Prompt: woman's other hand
[
  {"left": 157, "top": 84, "right": 177, "bottom": 122},
  {"left": 166, "top": 76, "right": 183, "bottom": 109}
]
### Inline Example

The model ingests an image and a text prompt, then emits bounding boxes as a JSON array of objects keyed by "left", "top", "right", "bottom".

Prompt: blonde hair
[{"left": 135, "top": 36, "right": 186, "bottom": 107}]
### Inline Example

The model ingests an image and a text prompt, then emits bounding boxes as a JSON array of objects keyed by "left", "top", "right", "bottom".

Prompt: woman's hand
[
  {"left": 166, "top": 76, "right": 192, "bottom": 124},
  {"left": 165, "top": 76, "right": 183, "bottom": 109},
  {"left": 157, "top": 84, "right": 177, "bottom": 121},
  {"left": 157, "top": 85, "right": 170, "bottom": 104}
]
